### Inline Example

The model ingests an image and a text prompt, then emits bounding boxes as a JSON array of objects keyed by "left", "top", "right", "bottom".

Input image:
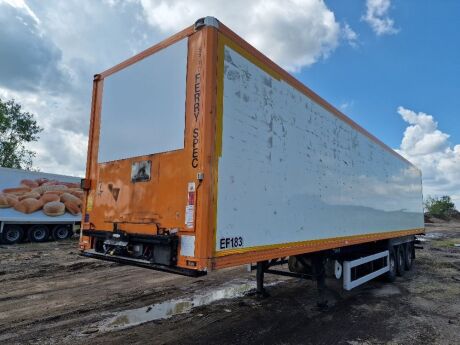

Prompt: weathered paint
[
  {"left": 215, "top": 44, "right": 424, "bottom": 254},
  {"left": 81, "top": 20, "right": 424, "bottom": 273}
]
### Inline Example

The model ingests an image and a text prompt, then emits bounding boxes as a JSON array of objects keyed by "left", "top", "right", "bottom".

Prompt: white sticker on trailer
[
  {"left": 180, "top": 235, "right": 195, "bottom": 257},
  {"left": 185, "top": 205, "right": 195, "bottom": 229}
]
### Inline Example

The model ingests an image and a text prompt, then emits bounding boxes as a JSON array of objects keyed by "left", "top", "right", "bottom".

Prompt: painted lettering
[
  {"left": 192, "top": 127, "right": 199, "bottom": 168},
  {"left": 194, "top": 73, "right": 201, "bottom": 121},
  {"left": 219, "top": 236, "right": 244, "bottom": 249}
]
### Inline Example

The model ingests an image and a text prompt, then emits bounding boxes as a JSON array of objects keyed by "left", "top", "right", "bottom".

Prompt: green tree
[
  {"left": 424, "top": 195, "right": 457, "bottom": 219},
  {"left": 0, "top": 98, "right": 42, "bottom": 170}
]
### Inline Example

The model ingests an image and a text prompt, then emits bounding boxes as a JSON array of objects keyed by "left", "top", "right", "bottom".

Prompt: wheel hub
[
  {"left": 34, "top": 229, "right": 46, "bottom": 240},
  {"left": 6, "top": 230, "right": 20, "bottom": 242},
  {"left": 57, "top": 228, "right": 68, "bottom": 239}
]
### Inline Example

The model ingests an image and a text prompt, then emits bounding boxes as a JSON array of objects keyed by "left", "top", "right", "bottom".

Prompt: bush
[{"left": 424, "top": 195, "right": 457, "bottom": 219}]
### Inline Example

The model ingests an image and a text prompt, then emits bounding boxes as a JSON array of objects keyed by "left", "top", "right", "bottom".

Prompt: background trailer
[{"left": 0, "top": 167, "right": 82, "bottom": 244}]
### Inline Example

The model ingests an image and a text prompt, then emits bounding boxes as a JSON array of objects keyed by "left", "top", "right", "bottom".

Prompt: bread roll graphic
[
  {"left": 0, "top": 194, "right": 11, "bottom": 208},
  {"left": 40, "top": 193, "right": 60, "bottom": 204},
  {"left": 64, "top": 200, "right": 81, "bottom": 215},
  {"left": 69, "top": 190, "right": 84, "bottom": 199},
  {"left": 1, "top": 178, "right": 83, "bottom": 216},
  {"left": 35, "top": 178, "right": 49, "bottom": 186},
  {"left": 2, "top": 187, "right": 31, "bottom": 195},
  {"left": 33, "top": 185, "right": 68, "bottom": 195},
  {"left": 43, "top": 190, "right": 66, "bottom": 197},
  {"left": 14, "top": 198, "right": 43, "bottom": 214},
  {"left": 62, "top": 182, "right": 80, "bottom": 188},
  {"left": 20, "top": 179, "right": 39, "bottom": 188},
  {"left": 5, "top": 194, "right": 19, "bottom": 207},
  {"left": 43, "top": 201, "right": 65, "bottom": 216},
  {"left": 18, "top": 192, "right": 41, "bottom": 201},
  {"left": 60, "top": 192, "right": 82, "bottom": 206}
]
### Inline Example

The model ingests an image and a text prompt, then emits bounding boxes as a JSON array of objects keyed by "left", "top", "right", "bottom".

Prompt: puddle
[
  {"left": 417, "top": 232, "right": 445, "bottom": 242},
  {"left": 98, "top": 280, "right": 264, "bottom": 332}
]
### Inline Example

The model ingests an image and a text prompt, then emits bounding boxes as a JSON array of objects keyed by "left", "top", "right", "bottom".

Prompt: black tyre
[
  {"left": 404, "top": 242, "right": 413, "bottom": 271},
  {"left": 2, "top": 225, "right": 24, "bottom": 244},
  {"left": 28, "top": 225, "right": 50, "bottom": 243},
  {"left": 395, "top": 245, "right": 405, "bottom": 277},
  {"left": 51, "top": 225, "right": 71, "bottom": 241},
  {"left": 385, "top": 247, "right": 397, "bottom": 282}
]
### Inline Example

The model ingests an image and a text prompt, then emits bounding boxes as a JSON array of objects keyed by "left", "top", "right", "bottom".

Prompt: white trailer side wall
[{"left": 216, "top": 45, "right": 424, "bottom": 252}]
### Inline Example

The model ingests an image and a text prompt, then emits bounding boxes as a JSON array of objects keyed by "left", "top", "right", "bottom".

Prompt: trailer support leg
[
  {"left": 313, "top": 255, "right": 328, "bottom": 310},
  {"left": 256, "top": 261, "right": 269, "bottom": 297}
]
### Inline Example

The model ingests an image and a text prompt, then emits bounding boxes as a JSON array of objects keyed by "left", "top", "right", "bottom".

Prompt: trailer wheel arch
[
  {"left": 1, "top": 224, "right": 24, "bottom": 244},
  {"left": 28, "top": 224, "right": 50, "bottom": 243}
]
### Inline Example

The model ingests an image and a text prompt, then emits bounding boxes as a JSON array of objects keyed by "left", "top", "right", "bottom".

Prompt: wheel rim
[
  {"left": 56, "top": 227, "right": 68, "bottom": 239},
  {"left": 34, "top": 228, "right": 46, "bottom": 241},
  {"left": 6, "top": 229, "right": 20, "bottom": 242},
  {"left": 399, "top": 250, "right": 404, "bottom": 267}
]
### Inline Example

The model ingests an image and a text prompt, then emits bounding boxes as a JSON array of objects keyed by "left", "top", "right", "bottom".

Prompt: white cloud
[
  {"left": 342, "top": 23, "right": 359, "bottom": 47},
  {"left": 339, "top": 100, "right": 354, "bottom": 111},
  {"left": 139, "top": 0, "right": 344, "bottom": 72},
  {"left": 0, "top": 0, "right": 40, "bottom": 23},
  {"left": 398, "top": 107, "right": 450, "bottom": 156},
  {"left": 395, "top": 107, "right": 460, "bottom": 207},
  {"left": 362, "top": 0, "right": 398, "bottom": 36},
  {"left": 0, "top": 0, "right": 358, "bottom": 177},
  {"left": 0, "top": 0, "right": 158, "bottom": 176}
]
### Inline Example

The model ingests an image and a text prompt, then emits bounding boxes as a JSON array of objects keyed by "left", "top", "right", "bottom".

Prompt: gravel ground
[{"left": 0, "top": 222, "right": 459, "bottom": 345}]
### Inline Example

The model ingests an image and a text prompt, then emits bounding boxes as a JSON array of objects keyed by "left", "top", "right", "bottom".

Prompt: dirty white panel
[
  {"left": 216, "top": 45, "right": 424, "bottom": 252},
  {"left": 180, "top": 235, "right": 195, "bottom": 257},
  {"left": 98, "top": 39, "right": 187, "bottom": 163}
]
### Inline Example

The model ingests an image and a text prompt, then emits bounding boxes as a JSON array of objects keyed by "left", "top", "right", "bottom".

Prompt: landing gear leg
[
  {"left": 313, "top": 255, "right": 328, "bottom": 310},
  {"left": 256, "top": 261, "right": 269, "bottom": 297}
]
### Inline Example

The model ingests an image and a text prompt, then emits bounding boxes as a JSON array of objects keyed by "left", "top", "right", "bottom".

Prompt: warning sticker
[
  {"left": 185, "top": 182, "right": 196, "bottom": 229},
  {"left": 185, "top": 205, "right": 195, "bottom": 229}
]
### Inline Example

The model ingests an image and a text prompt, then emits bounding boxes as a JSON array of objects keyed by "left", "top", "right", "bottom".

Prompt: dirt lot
[{"left": 1, "top": 223, "right": 459, "bottom": 345}]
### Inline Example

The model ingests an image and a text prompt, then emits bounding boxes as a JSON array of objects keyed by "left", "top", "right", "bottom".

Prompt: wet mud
[{"left": 0, "top": 222, "right": 459, "bottom": 344}]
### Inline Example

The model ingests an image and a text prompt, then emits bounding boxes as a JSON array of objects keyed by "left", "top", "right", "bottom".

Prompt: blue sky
[
  {"left": 0, "top": 0, "right": 458, "bottom": 205},
  {"left": 303, "top": 0, "right": 460, "bottom": 149}
]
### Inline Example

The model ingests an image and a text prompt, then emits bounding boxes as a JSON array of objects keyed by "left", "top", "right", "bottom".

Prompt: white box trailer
[
  {"left": 80, "top": 17, "right": 424, "bottom": 293},
  {"left": 0, "top": 167, "right": 82, "bottom": 244}
]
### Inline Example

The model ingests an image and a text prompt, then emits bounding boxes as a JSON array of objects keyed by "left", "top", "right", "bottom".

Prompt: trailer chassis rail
[{"left": 80, "top": 250, "right": 206, "bottom": 277}]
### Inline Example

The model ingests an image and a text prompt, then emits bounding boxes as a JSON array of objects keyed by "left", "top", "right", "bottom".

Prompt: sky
[{"left": 0, "top": 0, "right": 459, "bottom": 206}]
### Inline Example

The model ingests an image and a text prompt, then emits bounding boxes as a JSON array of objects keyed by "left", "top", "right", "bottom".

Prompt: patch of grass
[{"left": 432, "top": 238, "right": 460, "bottom": 248}]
